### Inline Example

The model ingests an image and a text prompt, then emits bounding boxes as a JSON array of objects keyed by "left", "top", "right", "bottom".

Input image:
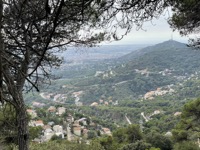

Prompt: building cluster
[
  {"left": 144, "top": 87, "right": 175, "bottom": 100},
  {"left": 135, "top": 69, "right": 150, "bottom": 76},
  {"left": 90, "top": 99, "right": 118, "bottom": 107},
  {"left": 158, "top": 69, "right": 173, "bottom": 76},
  {"left": 27, "top": 105, "right": 112, "bottom": 143},
  {"left": 95, "top": 70, "right": 115, "bottom": 79}
]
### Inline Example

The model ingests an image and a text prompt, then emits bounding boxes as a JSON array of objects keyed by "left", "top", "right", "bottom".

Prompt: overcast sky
[{"left": 104, "top": 13, "right": 191, "bottom": 45}]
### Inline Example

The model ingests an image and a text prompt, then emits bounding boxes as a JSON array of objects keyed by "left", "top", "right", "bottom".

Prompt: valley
[{"left": 23, "top": 40, "right": 200, "bottom": 148}]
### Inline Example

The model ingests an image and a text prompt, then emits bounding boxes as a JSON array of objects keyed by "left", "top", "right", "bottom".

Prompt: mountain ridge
[{"left": 119, "top": 40, "right": 187, "bottom": 62}]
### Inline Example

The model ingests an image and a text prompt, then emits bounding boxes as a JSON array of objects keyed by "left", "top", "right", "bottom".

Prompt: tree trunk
[
  {"left": 17, "top": 92, "right": 29, "bottom": 150},
  {"left": 0, "top": 0, "right": 3, "bottom": 104}
]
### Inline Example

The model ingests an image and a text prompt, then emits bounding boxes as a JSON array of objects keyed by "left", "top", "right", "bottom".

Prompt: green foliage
[
  {"left": 87, "top": 130, "right": 97, "bottom": 139},
  {"left": 169, "top": 0, "right": 200, "bottom": 48},
  {"left": 98, "top": 136, "right": 114, "bottom": 150},
  {"left": 50, "top": 135, "right": 63, "bottom": 141},
  {"left": 29, "top": 140, "right": 105, "bottom": 150},
  {"left": 113, "top": 128, "right": 127, "bottom": 143},
  {"left": 0, "top": 104, "right": 17, "bottom": 144},
  {"left": 119, "top": 141, "right": 151, "bottom": 150},
  {"left": 170, "top": 0, "right": 200, "bottom": 35},
  {"left": 173, "top": 98, "right": 200, "bottom": 143},
  {"left": 149, "top": 148, "right": 161, "bottom": 150},
  {"left": 126, "top": 124, "right": 143, "bottom": 143},
  {"left": 29, "top": 126, "right": 43, "bottom": 140},
  {"left": 145, "top": 132, "right": 172, "bottom": 150},
  {"left": 172, "top": 129, "right": 188, "bottom": 142},
  {"left": 111, "top": 124, "right": 143, "bottom": 149},
  {"left": 173, "top": 141, "right": 200, "bottom": 150},
  {"left": 182, "top": 98, "right": 200, "bottom": 120}
]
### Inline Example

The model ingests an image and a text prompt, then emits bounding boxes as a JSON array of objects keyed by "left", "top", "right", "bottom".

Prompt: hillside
[
  {"left": 25, "top": 40, "right": 200, "bottom": 106},
  {"left": 119, "top": 40, "right": 197, "bottom": 73},
  {"left": 23, "top": 40, "right": 200, "bottom": 137},
  {"left": 65, "top": 40, "right": 200, "bottom": 104}
]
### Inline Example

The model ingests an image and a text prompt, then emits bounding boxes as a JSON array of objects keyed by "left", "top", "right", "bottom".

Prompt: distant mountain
[
  {"left": 119, "top": 40, "right": 187, "bottom": 62},
  {"left": 117, "top": 40, "right": 200, "bottom": 74}
]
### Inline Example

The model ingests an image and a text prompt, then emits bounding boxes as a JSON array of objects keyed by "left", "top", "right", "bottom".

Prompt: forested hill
[
  {"left": 25, "top": 40, "right": 200, "bottom": 105},
  {"left": 119, "top": 40, "right": 187, "bottom": 62},
  {"left": 118, "top": 40, "right": 196, "bottom": 72},
  {"left": 73, "top": 40, "right": 200, "bottom": 103},
  {"left": 115, "top": 40, "right": 200, "bottom": 77}
]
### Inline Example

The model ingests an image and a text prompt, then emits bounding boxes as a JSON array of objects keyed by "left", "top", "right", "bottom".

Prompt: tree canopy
[{"left": 169, "top": 0, "right": 200, "bottom": 48}]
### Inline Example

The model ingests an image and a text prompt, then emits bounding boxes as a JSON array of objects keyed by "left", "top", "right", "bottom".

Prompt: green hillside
[
  {"left": 119, "top": 40, "right": 199, "bottom": 73},
  {"left": 68, "top": 40, "right": 200, "bottom": 104},
  {"left": 25, "top": 40, "right": 200, "bottom": 105},
  {"left": 23, "top": 40, "right": 200, "bottom": 140}
]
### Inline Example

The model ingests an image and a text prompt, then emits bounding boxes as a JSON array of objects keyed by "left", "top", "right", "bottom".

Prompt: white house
[
  {"left": 43, "top": 128, "right": 54, "bottom": 141},
  {"left": 53, "top": 125, "right": 64, "bottom": 138},
  {"left": 57, "top": 107, "right": 66, "bottom": 116}
]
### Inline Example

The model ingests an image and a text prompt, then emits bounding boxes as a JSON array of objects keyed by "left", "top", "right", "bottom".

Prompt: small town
[{"left": 27, "top": 106, "right": 112, "bottom": 143}]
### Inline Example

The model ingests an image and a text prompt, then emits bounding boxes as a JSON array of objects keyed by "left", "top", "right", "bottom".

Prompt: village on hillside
[{"left": 27, "top": 106, "right": 112, "bottom": 143}]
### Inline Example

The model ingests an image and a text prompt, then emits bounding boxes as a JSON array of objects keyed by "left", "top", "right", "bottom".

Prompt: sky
[{"left": 104, "top": 13, "right": 191, "bottom": 45}]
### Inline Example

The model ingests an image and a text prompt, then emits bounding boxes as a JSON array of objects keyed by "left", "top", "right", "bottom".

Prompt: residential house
[
  {"left": 53, "top": 94, "right": 62, "bottom": 101},
  {"left": 53, "top": 125, "right": 63, "bottom": 133},
  {"left": 99, "top": 99, "right": 104, "bottom": 104},
  {"left": 174, "top": 112, "right": 182, "bottom": 116},
  {"left": 73, "top": 91, "right": 83, "bottom": 97},
  {"left": 32, "top": 102, "right": 45, "bottom": 107},
  {"left": 104, "top": 101, "right": 109, "bottom": 105},
  {"left": 53, "top": 125, "right": 64, "bottom": 138},
  {"left": 48, "top": 106, "right": 56, "bottom": 113},
  {"left": 102, "top": 128, "right": 112, "bottom": 136},
  {"left": 144, "top": 91, "right": 155, "bottom": 100},
  {"left": 90, "top": 102, "right": 98, "bottom": 107},
  {"left": 43, "top": 128, "right": 54, "bottom": 141},
  {"left": 113, "top": 100, "right": 118, "bottom": 106},
  {"left": 48, "top": 121, "right": 55, "bottom": 126},
  {"left": 66, "top": 114, "right": 74, "bottom": 123},
  {"left": 73, "top": 123, "right": 81, "bottom": 136},
  {"left": 43, "top": 125, "right": 51, "bottom": 130},
  {"left": 57, "top": 107, "right": 66, "bottom": 116},
  {"left": 27, "top": 109, "right": 37, "bottom": 118},
  {"left": 35, "top": 120, "right": 44, "bottom": 127}
]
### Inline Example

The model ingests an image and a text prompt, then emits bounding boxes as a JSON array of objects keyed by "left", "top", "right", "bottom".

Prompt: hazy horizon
[{"left": 101, "top": 11, "right": 192, "bottom": 45}]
